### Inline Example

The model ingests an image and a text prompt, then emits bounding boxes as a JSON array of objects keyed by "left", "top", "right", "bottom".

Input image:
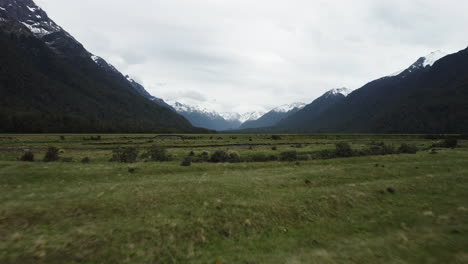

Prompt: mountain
[
  {"left": 273, "top": 88, "right": 352, "bottom": 132},
  {"left": 277, "top": 49, "right": 468, "bottom": 133},
  {"left": 222, "top": 111, "right": 266, "bottom": 124},
  {"left": 239, "top": 102, "right": 306, "bottom": 129},
  {"left": 0, "top": 0, "right": 201, "bottom": 133},
  {"left": 168, "top": 102, "right": 241, "bottom": 131}
]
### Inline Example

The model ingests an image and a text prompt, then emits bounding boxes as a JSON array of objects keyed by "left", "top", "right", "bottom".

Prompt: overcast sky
[{"left": 35, "top": 0, "right": 468, "bottom": 114}]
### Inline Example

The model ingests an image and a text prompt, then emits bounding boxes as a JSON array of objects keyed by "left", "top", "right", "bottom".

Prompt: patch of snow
[
  {"left": 168, "top": 101, "right": 222, "bottom": 118},
  {"left": 387, "top": 50, "right": 448, "bottom": 78},
  {"left": 272, "top": 102, "right": 306, "bottom": 113},
  {"left": 422, "top": 50, "right": 447, "bottom": 67},
  {"left": 26, "top": 6, "right": 37, "bottom": 12},
  {"left": 21, "top": 22, "right": 51, "bottom": 35},
  {"left": 91, "top": 55, "right": 100, "bottom": 63},
  {"left": 239, "top": 111, "right": 265, "bottom": 123},
  {"left": 328, "top": 87, "right": 352, "bottom": 96},
  {"left": 0, "top": 7, "right": 6, "bottom": 11}
]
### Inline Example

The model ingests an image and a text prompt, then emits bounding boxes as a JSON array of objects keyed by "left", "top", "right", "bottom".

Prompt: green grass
[{"left": 0, "top": 135, "right": 467, "bottom": 263}]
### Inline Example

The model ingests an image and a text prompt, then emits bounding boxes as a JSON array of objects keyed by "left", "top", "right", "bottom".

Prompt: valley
[{"left": 0, "top": 134, "right": 467, "bottom": 263}]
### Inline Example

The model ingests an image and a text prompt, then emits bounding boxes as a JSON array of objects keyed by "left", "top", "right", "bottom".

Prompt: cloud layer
[{"left": 36, "top": 0, "right": 468, "bottom": 113}]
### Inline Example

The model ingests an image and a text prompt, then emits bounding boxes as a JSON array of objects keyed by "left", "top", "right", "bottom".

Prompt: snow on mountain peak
[
  {"left": 239, "top": 111, "right": 265, "bottom": 123},
  {"left": 168, "top": 101, "right": 220, "bottom": 117},
  {"left": 327, "top": 88, "right": 352, "bottom": 97},
  {"left": 2, "top": 0, "right": 62, "bottom": 38},
  {"left": 272, "top": 102, "right": 306, "bottom": 113},
  {"left": 422, "top": 50, "right": 447, "bottom": 67},
  {"left": 388, "top": 50, "right": 448, "bottom": 77}
]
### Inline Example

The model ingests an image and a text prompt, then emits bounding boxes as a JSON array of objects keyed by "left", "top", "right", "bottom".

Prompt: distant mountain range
[
  {"left": 0, "top": 0, "right": 205, "bottom": 133},
  {"left": 269, "top": 49, "right": 468, "bottom": 133},
  {"left": 1, "top": 0, "right": 467, "bottom": 134},
  {"left": 239, "top": 102, "right": 306, "bottom": 129}
]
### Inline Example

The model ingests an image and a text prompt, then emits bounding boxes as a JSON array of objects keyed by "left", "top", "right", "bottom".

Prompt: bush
[
  {"left": 181, "top": 157, "right": 192, "bottom": 166},
  {"left": 20, "top": 151, "right": 34, "bottom": 162},
  {"left": 141, "top": 146, "right": 171, "bottom": 162},
  {"left": 272, "top": 146, "right": 277, "bottom": 151},
  {"left": 81, "top": 157, "right": 91, "bottom": 163},
  {"left": 61, "top": 157, "right": 73, "bottom": 162},
  {"left": 60, "top": 136, "right": 65, "bottom": 140},
  {"left": 192, "top": 152, "right": 210, "bottom": 162},
  {"left": 442, "top": 138, "right": 458, "bottom": 148},
  {"left": 335, "top": 142, "right": 353, "bottom": 157},
  {"left": 271, "top": 135, "right": 282, "bottom": 140},
  {"left": 110, "top": 147, "right": 139, "bottom": 163},
  {"left": 43, "top": 147, "right": 60, "bottom": 162},
  {"left": 210, "top": 150, "right": 230, "bottom": 163},
  {"left": 280, "top": 151, "right": 298, "bottom": 161},
  {"left": 363, "top": 144, "right": 396, "bottom": 156},
  {"left": 84, "top": 136, "right": 101, "bottom": 141},
  {"left": 398, "top": 143, "right": 418, "bottom": 154},
  {"left": 228, "top": 152, "right": 241, "bottom": 163}
]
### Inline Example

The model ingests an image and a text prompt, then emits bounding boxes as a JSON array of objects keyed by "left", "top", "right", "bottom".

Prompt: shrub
[
  {"left": 141, "top": 146, "right": 171, "bottom": 162},
  {"left": 20, "top": 151, "right": 34, "bottom": 162},
  {"left": 271, "top": 135, "right": 282, "bottom": 140},
  {"left": 60, "top": 136, "right": 65, "bottom": 140},
  {"left": 398, "top": 143, "right": 418, "bottom": 154},
  {"left": 192, "top": 152, "right": 210, "bottom": 162},
  {"left": 43, "top": 147, "right": 60, "bottom": 162},
  {"left": 210, "top": 150, "right": 230, "bottom": 163},
  {"left": 442, "top": 138, "right": 458, "bottom": 148},
  {"left": 181, "top": 157, "right": 192, "bottom": 166},
  {"left": 81, "top": 157, "right": 91, "bottom": 163},
  {"left": 189, "top": 151, "right": 195, "bottom": 156},
  {"left": 61, "top": 157, "right": 73, "bottom": 162},
  {"left": 335, "top": 142, "right": 353, "bottom": 157},
  {"left": 110, "top": 147, "right": 139, "bottom": 163},
  {"left": 84, "top": 136, "right": 101, "bottom": 141},
  {"left": 363, "top": 143, "right": 395, "bottom": 156},
  {"left": 280, "top": 151, "right": 298, "bottom": 161},
  {"left": 272, "top": 146, "right": 277, "bottom": 151},
  {"left": 228, "top": 152, "right": 241, "bottom": 163}
]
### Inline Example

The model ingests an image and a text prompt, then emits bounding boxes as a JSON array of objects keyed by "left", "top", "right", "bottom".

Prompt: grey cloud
[{"left": 35, "top": 0, "right": 468, "bottom": 113}]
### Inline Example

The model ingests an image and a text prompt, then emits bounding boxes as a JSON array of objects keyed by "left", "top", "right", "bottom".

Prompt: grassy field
[{"left": 0, "top": 134, "right": 467, "bottom": 263}]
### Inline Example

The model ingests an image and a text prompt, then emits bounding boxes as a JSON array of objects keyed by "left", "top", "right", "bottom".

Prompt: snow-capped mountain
[
  {"left": 273, "top": 49, "right": 468, "bottom": 133},
  {"left": 271, "top": 102, "right": 306, "bottom": 113},
  {"left": 0, "top": 0, "right": 199, "bottom": 133},
  {"left": 239, "top": 103, "right": 305, "bottom": 129},
  {"left": 0, "top": 0, "right": 153, "bottom": 96},
  {"left": 168, "top": 102, "right": 242, "bottom": 131},
  {"left": 220, "top": 111, "right": 265, "bottom": 123},
  {"left": 0, "top": 0, "right": 61, "bottom": 37},
  {"left": 388, "top": 50, "right": 448, "bottom": 77},
  {"left": 323, "top": 88, "right": 353, "bottom": 98},
  {"left": 273, "top": 88, "right": 353, "bottom": 131}
]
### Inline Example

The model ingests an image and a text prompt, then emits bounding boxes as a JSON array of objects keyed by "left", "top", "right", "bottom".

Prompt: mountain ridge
[
  {"left": 0, "top": 0, "right": 205, "bottom": 133},
  {"left": 276, "top": 48, "right": 468, "bottom": 133}
]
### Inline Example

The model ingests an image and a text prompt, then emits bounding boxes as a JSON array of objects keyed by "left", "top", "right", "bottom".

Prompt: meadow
[{"left": 0, "top": 134, "right": 467, "bottom": 263}]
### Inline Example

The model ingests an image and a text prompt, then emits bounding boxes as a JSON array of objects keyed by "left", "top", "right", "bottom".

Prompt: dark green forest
[{"left": 0, "top": 27, "right": 206, "bottom": 133}]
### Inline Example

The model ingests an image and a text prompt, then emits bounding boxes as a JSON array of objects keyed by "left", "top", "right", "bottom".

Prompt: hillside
[
  {"left": 0, "top": 0, "right": 202, "bottom": 133},
  {"left": 274, "top": 50, "right": 468, "bottom": 133}
]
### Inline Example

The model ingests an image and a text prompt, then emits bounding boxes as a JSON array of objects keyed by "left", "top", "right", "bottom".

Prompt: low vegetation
[{"left": 0, "top": 134, "right": 466, "bottom": 263}]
